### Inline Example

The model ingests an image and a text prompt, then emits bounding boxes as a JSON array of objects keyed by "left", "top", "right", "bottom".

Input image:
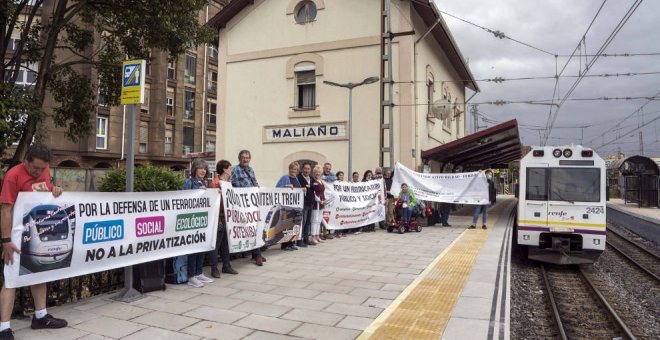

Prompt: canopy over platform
[{"left": 421, "top": 119, "right": 522, "bottom": 172}]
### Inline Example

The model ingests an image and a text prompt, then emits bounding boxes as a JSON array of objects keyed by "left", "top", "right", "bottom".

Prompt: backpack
[{"left": 165, "top": 256, "right": 188, "bottom": 284}]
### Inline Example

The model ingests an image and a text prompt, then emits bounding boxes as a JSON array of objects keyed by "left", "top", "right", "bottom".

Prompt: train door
[{"left": 523, "top": 165, "right": 549, "bottom": 226}]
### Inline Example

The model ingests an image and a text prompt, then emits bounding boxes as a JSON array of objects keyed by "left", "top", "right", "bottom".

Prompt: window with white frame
[
  {"left": 167, "top": 60, "right": 176, "bottom": 80},
  {"left": 166, "top": 87, "right": 175, "bottom": 117},
  {"left": 207, "top": 101, "right": 217, "bottom": 125},
  {"left": 208, "top": 70, "right": 217, "bottom": 93},
  {"left": 141, "top": 85, "right": 150, "bottom": 114},
  {"left": 184, "top": 54, "right": 196, "bottom": 84},
  {"left": 6, "top": 64, "right": 38, "bottom": 89},
  {"left": 139, "top": 122, "right": 148, "bottom": 153},
  {"left": 294, "top": 62, "right": 316, "bottom": 110},
  {"left": 96, "top": 116, "right": 108, "bottom": 149},
  {"left": 165, "top": 124, "right": 173, "bottom": 154},
  {"left": 184, "top": 90, "right": 195, "bottom": 119},
  {"left": 208, "top": 41, "right": 219, "bottom": 60},
  {"left": 205, "top": 139, "right": 215, "bottom": 153}
]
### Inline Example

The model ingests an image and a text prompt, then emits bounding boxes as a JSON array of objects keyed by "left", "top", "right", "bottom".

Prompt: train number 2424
[{"left": 586, "top": 206, "right": 604, "bottom": 214}]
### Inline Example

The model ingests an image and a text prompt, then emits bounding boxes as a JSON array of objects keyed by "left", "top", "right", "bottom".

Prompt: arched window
[
  {"left": 295, "top": 1, "right": 317, "bottom": 24},
  {"left": 294, "top": 61, "right": 316, "bottom": 110}
]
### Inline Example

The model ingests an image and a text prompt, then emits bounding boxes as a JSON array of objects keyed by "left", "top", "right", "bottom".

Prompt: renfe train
[{"left": 517, "top": 145, "right": 607, "bottom": 264}]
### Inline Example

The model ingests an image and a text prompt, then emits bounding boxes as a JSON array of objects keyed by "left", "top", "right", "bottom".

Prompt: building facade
[
  {"left": 209, "top": 0, "right": 478, "bottom": 185},
  {"left": 4, "top": 0, "right": 228, "bottom": 170}
]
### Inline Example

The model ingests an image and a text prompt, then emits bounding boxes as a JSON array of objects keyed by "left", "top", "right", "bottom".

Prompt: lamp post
[{"left": 323, "top": 76, "right": 379, "bottom": 177}]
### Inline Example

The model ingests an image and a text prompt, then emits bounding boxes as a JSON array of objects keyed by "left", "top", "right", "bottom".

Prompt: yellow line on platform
[{"left": 358, "top": 220, "right": 495, "bottom": 339}]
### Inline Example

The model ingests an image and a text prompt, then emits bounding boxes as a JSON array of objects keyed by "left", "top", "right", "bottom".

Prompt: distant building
[
  {"left": 4, "top": 1, "right": 228, "bottom": 170},
  {"left": 208, "top": 0, "right": 478, "bottom": 184}
]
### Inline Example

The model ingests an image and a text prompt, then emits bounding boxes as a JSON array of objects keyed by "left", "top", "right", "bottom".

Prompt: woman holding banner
[
  {"left": 276, "top": 162, "right": 302, "bottom": 251},
  {"left": 182, "top": 159, "right": 215, "bottom": 288},
  {"left": 310, "top": 166, "right": 326, "bottom": 244},
  {"left": 209, "top": 160, "right": 239, "bottom": 278}
]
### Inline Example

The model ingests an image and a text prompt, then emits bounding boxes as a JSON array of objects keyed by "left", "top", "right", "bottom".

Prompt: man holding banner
[
  {"left": 230, "top": 150, "right": 266, "bottom": 266},
  {"left": 0, "top": 144, "right": 67, "bottom": 340}
]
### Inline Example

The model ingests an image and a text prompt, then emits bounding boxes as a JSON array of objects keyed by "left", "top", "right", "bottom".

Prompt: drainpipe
[{"left": 201, "top": 5, "right": 209, "bottom": 152}]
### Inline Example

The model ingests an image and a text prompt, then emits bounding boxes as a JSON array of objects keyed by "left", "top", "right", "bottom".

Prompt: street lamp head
[{"left": 363, "top": 76, "right": 380, "bottom": 84}]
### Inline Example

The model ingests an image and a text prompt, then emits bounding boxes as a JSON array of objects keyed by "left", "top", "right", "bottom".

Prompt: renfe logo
[
  {"left": 136, "top": 216, "right": 165, "bottom": 237},
  {"left": 83, "top": 219, "right": 124, "bottom": 244}
]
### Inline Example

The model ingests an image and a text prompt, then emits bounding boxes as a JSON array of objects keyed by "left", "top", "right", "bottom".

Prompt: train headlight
[
  {"left": 563, "top": 149, "right": 573, "bottom": 158},
  {"left": 533, "top": 150, "right": 544, "bottom": 157},
  {"left": 553, "top": 149, "right": 562, "bottom": 158}
]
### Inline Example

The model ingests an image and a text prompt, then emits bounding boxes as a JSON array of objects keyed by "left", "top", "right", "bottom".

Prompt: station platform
[
  {"left": 359, "top": 196, "right": 516, "bottom": 340},
  {"left": 11, "top": 197, "right": 517, "bottom": 340},
  {"left": 607, "top": 198, "right": 660, "bottom": 224},
  {"left": 607, "top": 198, "right": 660, "bottom": 244}
]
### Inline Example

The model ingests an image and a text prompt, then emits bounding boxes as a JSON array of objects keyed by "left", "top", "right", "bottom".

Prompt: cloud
[{"left": 434, "top": 0, "right": 660, "bottom": 155}]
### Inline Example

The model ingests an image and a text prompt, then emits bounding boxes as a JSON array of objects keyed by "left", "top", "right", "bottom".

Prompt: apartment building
[{"left": 4, "top": 0, "right": 228, "bottom": 170}]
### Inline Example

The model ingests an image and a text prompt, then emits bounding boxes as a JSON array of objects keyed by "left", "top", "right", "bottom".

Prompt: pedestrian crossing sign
[{"left": 120, "top": 59, "right": 145, "bottom": 105}]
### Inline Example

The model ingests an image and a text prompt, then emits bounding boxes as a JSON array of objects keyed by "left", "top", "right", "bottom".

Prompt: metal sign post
[{"left": 113, "top": 59, "right": 146, "bottom": 303}]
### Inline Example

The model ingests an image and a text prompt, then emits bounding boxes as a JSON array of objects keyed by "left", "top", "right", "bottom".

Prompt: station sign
[
  {"left": 263, "top": 121, "right": 348, "bottom": 143},
  {"left": 120, "top": 59, "right": 146, "bottom": 105}
]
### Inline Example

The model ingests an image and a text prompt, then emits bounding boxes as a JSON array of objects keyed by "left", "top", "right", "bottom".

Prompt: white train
[
  {"left": 517, "top": 145, "right": 606, "bottom": 264},
  {"left": 21, "top": 204, "right": 75, "bottom": 270}
]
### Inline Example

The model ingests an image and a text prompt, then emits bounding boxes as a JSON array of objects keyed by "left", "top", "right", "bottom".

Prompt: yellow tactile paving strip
[{"left": 358, "top": 202, "right": 510, "bottom": 340}]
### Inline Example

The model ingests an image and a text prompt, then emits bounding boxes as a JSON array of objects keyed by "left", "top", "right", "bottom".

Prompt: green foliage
[
  {"left": 99, "top": 166, "right": 184, "bottom": 192},
  {"left": 2, "top": 0, "right": 217, "bottom": 159}
]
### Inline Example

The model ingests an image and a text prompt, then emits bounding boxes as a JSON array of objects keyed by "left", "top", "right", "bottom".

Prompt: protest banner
[
  {"left": 4, "top": 189, "right": 220, "bottom": 288},
  {"left": 221, "top": 182, "right": 304, "bottom": 253},
  {"left": 321, "top": 179, "right": 386, "bottom": 230},
  {"left": 391, "top": 162, "right": 489, "bottom": 204}
]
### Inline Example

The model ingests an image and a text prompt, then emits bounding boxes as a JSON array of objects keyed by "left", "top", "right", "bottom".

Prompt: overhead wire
[{"left": 544, "top": 0, "right": 645, "bottom": 145}]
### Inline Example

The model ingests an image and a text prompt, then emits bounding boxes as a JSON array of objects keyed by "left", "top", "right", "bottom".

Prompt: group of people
[{"left": 0, "top": 143, "right": 497, "bottom": 340}]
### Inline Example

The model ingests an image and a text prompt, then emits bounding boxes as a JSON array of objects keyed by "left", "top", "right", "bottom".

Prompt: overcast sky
[{"left": 434, "top": 0, "right": 660, "bottom": 157}]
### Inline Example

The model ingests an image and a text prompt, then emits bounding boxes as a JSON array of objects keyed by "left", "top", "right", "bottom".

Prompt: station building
[{"left": 208, "top": 0, "right": 479, "bottom": 184}]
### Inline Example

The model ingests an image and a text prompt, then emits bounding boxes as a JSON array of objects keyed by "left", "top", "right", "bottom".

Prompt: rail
[
  {"left": 541, "top": 265, "right": 636, "bottom": 340},
  {"left": 606, "top": 227, "right": 660, "bottom": 282}
]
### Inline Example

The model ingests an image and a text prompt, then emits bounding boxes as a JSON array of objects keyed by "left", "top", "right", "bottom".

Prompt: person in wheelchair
[{"left": 397, "top": 183, "right": 416, "bottom": 226}]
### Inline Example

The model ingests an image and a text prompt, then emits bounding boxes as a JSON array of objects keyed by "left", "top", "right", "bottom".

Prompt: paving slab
[
  {"left": 131, "top": 310, "right": 200, "bottom": 331},
  {"left": 122, "top": 327, "right": 201, "bottom": 340},
  {"left": 234, "top": 314, "right": 302, "bottom": 334},
  {"left": 73, "top": 316, "right": 146, "bottom": 338},
  {"left": 280, "top": 308, "right": 346, "bottom": 326},
  {"left": 290, "top": 323, "right": 362, "bottom": 340},
  {"left": 181, "top": 320, "right": 253, "bottom": 340},
  {"left": 183, "top": 306, "right": 248, "bottom": 324}
]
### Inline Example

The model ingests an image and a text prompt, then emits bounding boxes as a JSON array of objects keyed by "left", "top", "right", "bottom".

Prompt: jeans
[
  {"left": 300, "top": 205, "right": 313, "bottom": 243},
  {"left": 472, "top": 204, "right": 488, "bottom": 225},
  {"left": 187, "top": 252, "right": 204, "bottom": 277},
  {"left": 209, "top": 219, "right": 232, "bottom": 269},
  {"left": 441, "top": 211, "right": 450, "bottom": 225},
  {"left": 401, "top": 206, "right": 414, "bottom": 222}
]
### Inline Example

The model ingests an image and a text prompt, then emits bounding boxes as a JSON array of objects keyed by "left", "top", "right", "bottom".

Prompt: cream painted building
[{"left": 209, "top": 0, "right": 478, "bottom": 185}]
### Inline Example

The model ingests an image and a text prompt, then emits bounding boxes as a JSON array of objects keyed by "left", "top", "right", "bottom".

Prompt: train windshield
[{"left": 549, "top": 168, "right": 600, "bottom": 203}]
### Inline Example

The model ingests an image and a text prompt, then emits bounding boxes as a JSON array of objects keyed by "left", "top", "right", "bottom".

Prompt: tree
[{"left": 1, "top": 0, "right": 216, "bottom": 162}]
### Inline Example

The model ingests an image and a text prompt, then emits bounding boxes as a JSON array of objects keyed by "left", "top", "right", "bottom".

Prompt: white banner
[
  {"left": 221, "top": 182, "right": 304, "bottom": 253},
  {"left": 391, "top": 162, "right": 489, "bottom": 204},
  {"left": 321, "top": 180, "right": 386, "bottom": 230},
  {"left": 5, "top": 190, "right": 220, "bottom": 288}
]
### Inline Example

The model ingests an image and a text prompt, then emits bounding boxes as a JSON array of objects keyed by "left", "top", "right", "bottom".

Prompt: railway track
[
  {"left": 541, "top": 265, "right": 636, "bottom": 340},
  {"left": 606, "top": 227, "right": 660, "bottom": 282}
]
